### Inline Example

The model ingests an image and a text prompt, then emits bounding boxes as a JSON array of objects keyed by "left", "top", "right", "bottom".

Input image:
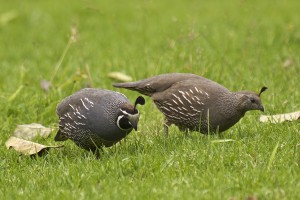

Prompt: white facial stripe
[
  {"left": 116, "top": 115, "right": 132, "bottom": 131},
  {"left": 120, "top": 109, "right": 139, "bottom": 115}
]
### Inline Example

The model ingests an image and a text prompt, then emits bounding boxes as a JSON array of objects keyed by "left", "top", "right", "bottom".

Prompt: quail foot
[
  {"left": 113, "top": 73, "right": 267, "bottom": 135},
  {"left": 55, "top": 88, "right": 145, "bottom": 156}
]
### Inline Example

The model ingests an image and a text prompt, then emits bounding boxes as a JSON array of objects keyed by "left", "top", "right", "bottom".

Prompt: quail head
[
  {"left": 113, "top": 73, "right": 267, "bottom": 135},
  {"left": 55, "top": 88, "right": 145, "bottom": 154}
]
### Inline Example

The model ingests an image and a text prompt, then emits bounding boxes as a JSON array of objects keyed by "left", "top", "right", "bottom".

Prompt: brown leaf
[
  {"left": 260, "top": 111, "right": 300, "bottom": 123},
  {"left": 108, "top": 72, "right": 133, "bottom": 82},
  {"left": 14, "top": 123, "right": 53, "bottom": 140},
  {"left": 5, "top": 136, "right": 63, "bottom": 156}
]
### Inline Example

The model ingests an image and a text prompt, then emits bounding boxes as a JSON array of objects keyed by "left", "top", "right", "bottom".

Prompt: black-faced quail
[
  {"left": 55, "top": 88, "right": 145, "bottom": 154},
  {"left": 113, "top": 73, "right": 267, "bottom": 135}
]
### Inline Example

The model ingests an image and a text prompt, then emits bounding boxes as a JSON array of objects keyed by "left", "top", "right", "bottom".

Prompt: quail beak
[
  {"left": 128, "top": 113, "right": 139, "bottom": 131},
  {"left": 131, "top": 121, "right": 138, "bottom": 131},
  {"left": 259, "top": 105, "right": 265, "bottom": 112}
]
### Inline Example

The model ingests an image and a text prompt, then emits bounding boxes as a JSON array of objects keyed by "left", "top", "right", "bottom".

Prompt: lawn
[{"left": 0, "top": 0, "right": 300, "bottom": 199}]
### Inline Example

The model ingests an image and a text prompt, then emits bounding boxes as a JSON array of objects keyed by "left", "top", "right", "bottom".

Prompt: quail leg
[
  {"left": 163, "top": 118, "right": 171, "bottom": 137},
  {"left": 93, "top": 147, "right": 103, "bottom": 159}
]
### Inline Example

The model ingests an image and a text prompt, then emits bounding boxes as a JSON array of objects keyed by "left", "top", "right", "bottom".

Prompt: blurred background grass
[{"left": 0, "top": 0, "right": 299, "bottom": 199}]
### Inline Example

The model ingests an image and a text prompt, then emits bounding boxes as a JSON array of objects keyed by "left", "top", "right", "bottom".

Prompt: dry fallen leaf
[
  {"left": 14, "top": 123, "right": 53, "bottom": 140},
  {"left": 260, "top": 111, "right": 300, "bottom": 123},
  {"left": 107, "top": 72, "right": 133, "bottom": 82},
  {"left": 5, "top": 136, "right": 63, "bottom": 156},
  {"left": 211, "top": 139, "right": 235, "bottom": 143}
]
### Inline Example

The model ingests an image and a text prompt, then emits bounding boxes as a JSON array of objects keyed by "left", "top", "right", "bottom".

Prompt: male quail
[
  {"left": 113, "top": 73, "right": 267, "bottom": 135},
  {"left": 55, "top": 88, "right": 145, "bottom": 154}
]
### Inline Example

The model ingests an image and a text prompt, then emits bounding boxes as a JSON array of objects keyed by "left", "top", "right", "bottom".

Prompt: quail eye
[{"left": 250, "top": 98, "right": 256, "bottom": 103}]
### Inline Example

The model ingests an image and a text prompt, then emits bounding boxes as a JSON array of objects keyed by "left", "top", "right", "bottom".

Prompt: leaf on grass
[
  {"left": 5, "top": 136, "right": 63, "bottom": 156},
  {"left": 0, "top": 11, "right": 18, "bottom": 27},
  {"left": 14, "top": 123, "right": 53, "bottom": 140},
  {"left": 260, "top": 111, "right": 300, "bottom": 123},
  {"left": 211, "top": 139, "right": 235, "bottom": 143},
  {"left": 40, "top": 79, "right": 52, "bottom": 92},
  {"left": 107, "top": 72, "right": 132, "bottom": 82}
]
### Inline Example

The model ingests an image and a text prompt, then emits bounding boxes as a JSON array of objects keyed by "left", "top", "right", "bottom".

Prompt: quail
[
  {"left": 55, "top": 88, "right": 145, "bottom": 154},
  {"left": 113, "top": 73, "right": 267, "bottom": 135}
]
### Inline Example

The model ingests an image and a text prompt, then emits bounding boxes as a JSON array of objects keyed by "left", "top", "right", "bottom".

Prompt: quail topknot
[
  {"left": 113, "top": 73, "right": 267, "bottom": 135},
  {"left": 55, "top": 88, "right": 145, "bottom": 154}
]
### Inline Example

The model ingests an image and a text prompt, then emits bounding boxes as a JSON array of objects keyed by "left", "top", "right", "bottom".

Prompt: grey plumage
[
  {"left": 55, "top": 88, "right": 145, "bottom": 153},
  {"left": 113, "top": 73, "right": 267, "bottom": 135}
]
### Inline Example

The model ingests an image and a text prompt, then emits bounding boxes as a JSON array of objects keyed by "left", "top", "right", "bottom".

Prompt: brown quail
[{"left": 113, "top": 73, "right": 267, "bottom": 135}]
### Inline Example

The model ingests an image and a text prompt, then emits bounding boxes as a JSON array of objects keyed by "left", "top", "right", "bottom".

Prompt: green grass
[{"left": 1, "top": 0, "right": 300, "bottom": 199}]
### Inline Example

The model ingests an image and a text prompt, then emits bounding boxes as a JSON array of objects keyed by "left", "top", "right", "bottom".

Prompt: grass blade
[{"left": 267, "top": 142, "right": 279, "bottom": 171}]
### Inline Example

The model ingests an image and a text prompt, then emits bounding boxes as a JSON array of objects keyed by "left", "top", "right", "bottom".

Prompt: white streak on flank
[
  {"left": 164, "top": 102, "right": 172, "bottom": 106},
  {"left": 170, "top": 107, "right": 179, "bottom": 112},
  {"left": 177, "top": 107, "right": 182, "bottom": 111},
  {"left": 172, "top": 99, "right": 178, "bottom": 105},
  {"left": 78, "top": 112, "right": 87, "bottom": 119},
  {"left": 204, "top": 92, "right": 210, "bottom": 98},
  {"left": 68, "top": 123, "right": 77, "bottom": 129},
  {"left": 178, "top": 111, "right": 188, "bottom": 117},
  {"left": 181, "top": 107, "right": 188, "bottom": 111},
  {"left": 195, "top": 96, "right": 200, "bottom": 100},
  {"left": 80, "top": 99, "right": 89, "bottom": 110},
  {"left": 60, "top": 117, "right": 65, "bottom": 120},
  {"left": 190, "top": 89, "right": 193, "bottom": 94},
  {"left": 161, "top": 106, "right": 171, "bottom": 112},
  {"left": 177, "top": 97, "right": 184, "bottom": 105},
  {"left": 78, "top": 122, "right": 86, "bottom": 125},
  {"left": 182, "top": 94, "right": 192, "bottom": 104},
  {"left": 69, "top": 104, "right": 75, "bottom": 110},
  {"left": 59, "top": 124, "right": 64, "bottom": 127},
  {"left": 195, "top": 87, "right": 199, "bottom": 93},
  {"left": 172, "top": 93, "right": 184, "bottom": 105},
  {"left": 85, "top": 97, "right": 94, "bottom": 106},
  {"left": 172, "top": 93, "right": 179, "bottom": 98},
  {"left": 191, "top": 96, "right": 195, "bottom": 101},
  {"left": 75, "top": 108, "right": 87, "bottom": 119},
  {"left": 190, "top": 106, "right": 201, "bottom": 113},
  {"left": 199, "top": 90, "right": 203, "bottom": 94},
  {"left": 64, "top": 127, "right": 71, "bottom": 132},
  {"left": 178, "top": 91, "right": 185, "bottom": 95},
  {"left": 168, "top": 115, "right": 180, "bottom": 120},
  {"left": 67, "top": 113, "right": 73, "bottom": 120},
  {"left": 197, "top": 101, "right": 204, "bottom": 105},
  {"left": 74, "top": 108, "right": 86, "bottom": 119},
  {"left": 74, "top": 121, "right": 79, "bottom": 125}
]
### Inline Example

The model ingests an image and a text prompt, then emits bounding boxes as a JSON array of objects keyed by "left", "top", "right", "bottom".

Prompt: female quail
[
  {"left": 55, "top": 88, "right": 145, "bottom": 154},
  {"left": 113, "top": 73, "right": 267, "bottom": 135}
]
